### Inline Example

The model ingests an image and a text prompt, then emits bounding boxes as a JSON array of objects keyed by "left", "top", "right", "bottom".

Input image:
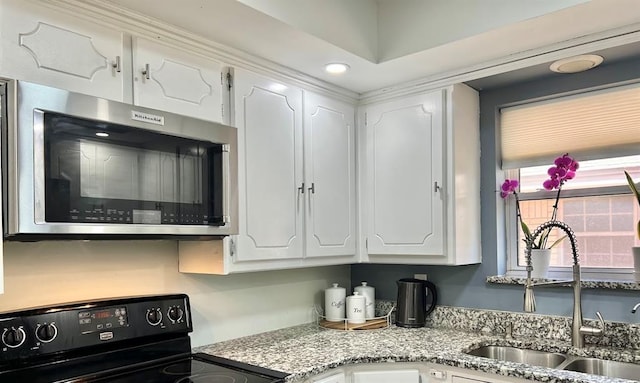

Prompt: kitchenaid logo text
[{"left": 131, "top": 111, "right": 165, "bottom": 126}]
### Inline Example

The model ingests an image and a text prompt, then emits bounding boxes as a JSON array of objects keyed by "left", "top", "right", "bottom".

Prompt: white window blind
[{"left": 500, "top": 82, "right": 640, "bottom": 169}]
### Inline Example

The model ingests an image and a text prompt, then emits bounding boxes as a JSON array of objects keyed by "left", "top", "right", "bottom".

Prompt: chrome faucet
[
  {"left": 524, "top": 220, "right": 604, "bottom": 348},
  {"left": 632, "top": 303, "right": 640, "bottom": 313}
]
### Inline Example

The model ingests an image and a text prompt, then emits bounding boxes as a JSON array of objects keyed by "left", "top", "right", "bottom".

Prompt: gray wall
[{"left": 352, "top": 57, "right": 640, "bottom": 323}]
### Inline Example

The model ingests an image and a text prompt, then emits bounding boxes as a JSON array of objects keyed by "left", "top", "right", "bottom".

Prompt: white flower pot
[
  {"left": 633, "top": 247, "right": 640, "bottom": 281},
  {"left": 530, "top": 249, "right": 551, "bottom": 279}
]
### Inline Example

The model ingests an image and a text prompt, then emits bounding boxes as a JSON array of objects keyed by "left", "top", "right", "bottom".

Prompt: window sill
[{"left": 486, "top": 275, "right": 640, "bottom": 290}]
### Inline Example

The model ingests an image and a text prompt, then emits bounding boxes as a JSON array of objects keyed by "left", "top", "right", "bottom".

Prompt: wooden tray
[{"left": 319, "top": 317, "right": 389, "bottom": 331}]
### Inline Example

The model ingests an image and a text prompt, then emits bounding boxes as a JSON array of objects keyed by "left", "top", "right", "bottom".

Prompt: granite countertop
[{"left": 194, "top": 322, "right": 640, "bottom": 383}]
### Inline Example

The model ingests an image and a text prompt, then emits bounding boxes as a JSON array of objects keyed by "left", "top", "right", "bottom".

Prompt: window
[
  {"left": 510, "top": 156, "right": 640, "bottom": 278},
  {"left": 501, "top": 83, "right": 640, "bottom": 280}
]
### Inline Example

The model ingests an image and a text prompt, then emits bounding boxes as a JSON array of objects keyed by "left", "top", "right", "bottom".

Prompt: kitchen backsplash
[{"left": 376, "top": 300, "right": 640, "bottom": 350}]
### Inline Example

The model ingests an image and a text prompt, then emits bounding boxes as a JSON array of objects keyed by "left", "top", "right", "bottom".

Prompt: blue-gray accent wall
[{"left": 351, "top": 57, "right": 640, "bottom": 323}]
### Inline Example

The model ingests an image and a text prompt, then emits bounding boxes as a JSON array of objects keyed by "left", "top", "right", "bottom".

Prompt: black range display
[{"left": 78, "top": 307, "right": 128, "bottom": 334}]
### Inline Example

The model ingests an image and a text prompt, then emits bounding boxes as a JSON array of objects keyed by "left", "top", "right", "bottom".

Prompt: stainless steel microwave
[{"left": 0, "top": 80, "right": 238, "bottom": 238}]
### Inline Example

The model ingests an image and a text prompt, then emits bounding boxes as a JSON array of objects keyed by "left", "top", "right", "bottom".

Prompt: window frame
[{"left": 504, "top": 169, "right": 637, "bottom": 281}]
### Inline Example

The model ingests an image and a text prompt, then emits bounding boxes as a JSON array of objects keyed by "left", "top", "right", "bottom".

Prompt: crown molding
[
  {"left": 34, "top": 1, "right": 640, "bottom": 106},
  {"left": 42, "top": 0, "right": 359, "bottom": 104},
  {"left": 358, "top": 24, "right": 640, "bottom": 104}
]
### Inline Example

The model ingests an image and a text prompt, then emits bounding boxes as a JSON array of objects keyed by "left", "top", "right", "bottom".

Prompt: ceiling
[
  {"left": 107, "top": 0, "right": 640, "bottom": 94},
  {"left": 466, "top": 40, "right": 640, "bottom": 90}
]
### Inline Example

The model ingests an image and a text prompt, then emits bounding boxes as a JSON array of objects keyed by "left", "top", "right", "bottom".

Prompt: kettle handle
[{"left": 424, "top": 280, "right": 438, "bottom": 316}]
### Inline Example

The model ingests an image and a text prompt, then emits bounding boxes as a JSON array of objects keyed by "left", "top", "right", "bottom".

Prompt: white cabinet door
[
  {"left": 233, "top": 69, "right": 304, "bottom": 261},
  {"left": 132, "top": 37, "right": 224, "bottom": 123},
  {"left": 0, "top": 136, "right": 3, "bottom": 294},
  {"left": 312, "top": 372, "right": 346, "bottom": 383},
  {"left": 352, "top": 369, "right": 420, "bottom": 383},
  {"left": 364, "top": 90, "right": 445, "bottom": 256},
  {"left": 452, "top": 376, "right": 489, "bottom": 383},
  {"left": 0, "top": 0, "right": 125, "bottom": 101},
  {"left": 303, "top": 92, "right": 356, "bottom": 258}
]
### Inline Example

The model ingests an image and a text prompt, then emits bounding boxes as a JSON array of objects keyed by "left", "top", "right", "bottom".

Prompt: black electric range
[{"left": 0, "top": 294, "right": 288, "bottom": 383}]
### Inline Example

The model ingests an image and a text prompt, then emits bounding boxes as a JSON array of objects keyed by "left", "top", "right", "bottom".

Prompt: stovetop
[
  {"left": 0, "top": 295, "right": 288, "bottom": 383},
  {"left": 95, "top": 355, "right": 286, "bottom": 383}
]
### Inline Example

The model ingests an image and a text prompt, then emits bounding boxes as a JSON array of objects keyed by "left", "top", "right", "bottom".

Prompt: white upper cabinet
[
  {"left": 364, "top": 91, "right": 445, "bottom": 257},
  {"left": 304, "top": 92, "right": 356, "bottom": 258},
  {"left": 0, "top": 1, "right": 226, "bottom": 123},
  {"left": 361, "top": 84, "right": 481, "bottom": 265},
  {"left": 232, "top": 68, "right": 305, "bottom": 262},
  {"left": 0, "top": 0, "right": 125, "bottom": 101},
  {"left": 132, "top": 37, "right": 225, "bottom": 123},
  {"left": 178, "top": 72, "right": 358, "bottom": 274}
]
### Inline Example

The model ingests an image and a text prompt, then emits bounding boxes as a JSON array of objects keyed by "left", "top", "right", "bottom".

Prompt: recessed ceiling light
[
  {"left": 549, "top": 54, "right": 604, "bottom": 74},
  {"left": 96, "top": 132, "right": 109, "bottom": 137},
  {"left": 325, "top": 63, "right": 350, "bottom": 75}
]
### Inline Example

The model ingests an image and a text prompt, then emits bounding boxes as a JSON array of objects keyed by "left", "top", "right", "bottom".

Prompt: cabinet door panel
[
  {"left": 234, "top": 69, "right": 303, "bottom": 261},
  {"left": 366, "top": 91, "right": 444, "bottom": 255},
  {"left": 132, "top": 37, "right": 223, "bottom": 122},
  {"left": 304, "top": 92, "right": 356, "bottom": 257},
  {"left": 312, "top": 372, "right": 346, "bottom": 383},
  {"left": 352, "top": 369, "right": 420, "bottom": 383},
  {"left": 452, "top": 376, "right": 489, "bottom": 383},
  {"left": 0, "top": 0, "right": 124, "bottom": 101}
]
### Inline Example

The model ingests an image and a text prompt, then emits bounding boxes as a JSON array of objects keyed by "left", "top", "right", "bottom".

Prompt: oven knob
[
  {"left": 146, "top": 308, "right": 162, "bottom": 326},
  {"left": 35, "top": 323, "right": 58, "bottom": 343},
  {"left": 2, "top": 327, "right": 26, "bottom": 348},
  {"left": 167, "top": 306, "right": 183, "bottom": 323}
]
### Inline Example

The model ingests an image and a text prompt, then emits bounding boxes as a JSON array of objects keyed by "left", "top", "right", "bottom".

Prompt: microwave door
[
  {"left": 5, "top": 80, "right": 238, "bottom": 237},
  {"left": 39, "top": 111, "right": 223, "bottom": 233}
]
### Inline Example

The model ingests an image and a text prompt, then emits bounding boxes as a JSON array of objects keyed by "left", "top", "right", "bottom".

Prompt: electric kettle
[{"left": 396, "top": 278, "right": 438, "bottom": 328}]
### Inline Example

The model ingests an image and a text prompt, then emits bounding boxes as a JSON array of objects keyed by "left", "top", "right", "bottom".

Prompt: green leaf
[
  {"left": 548, "top": 235, "right": 567, "bottom": 249},
  {"left": 520, "top": 221, "right": 532, "bottom": 239},
  {"left": 624, "top": 171, "right": 640, "bottom": 240},
  {"left": 624, "top": 171, "right": 640, "bottom": 206}
]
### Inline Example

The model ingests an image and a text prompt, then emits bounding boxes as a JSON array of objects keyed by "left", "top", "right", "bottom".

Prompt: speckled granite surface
[
  {"left": 194, "top": 305, "right": 640, "bottom": 383},
  {"left": 487, "top": 275, "right": 640, "bottom": 291},
  {"left": 425, "top": 305, "right": 640, "bottom": 350}
]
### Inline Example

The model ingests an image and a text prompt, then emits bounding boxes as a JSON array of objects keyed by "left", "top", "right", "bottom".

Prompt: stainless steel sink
[
  {"left": 466, "top": 346, "right": 566, "bottom": 368},
  {"left": 562, "top": 358, "right": 640, "bottom": 380}
]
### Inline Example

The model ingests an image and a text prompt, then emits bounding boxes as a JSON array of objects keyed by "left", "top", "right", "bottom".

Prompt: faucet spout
[
  {"left": 632, "top": 303, "right": 640, "bottom": 314},
  {"left": 523, "top": 220, "right": 603, "bottom": 348}
]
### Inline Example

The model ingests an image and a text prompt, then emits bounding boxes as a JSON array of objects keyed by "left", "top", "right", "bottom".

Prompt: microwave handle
[{"left": 222, "top": 144, "right": 231, "bottom": 224}]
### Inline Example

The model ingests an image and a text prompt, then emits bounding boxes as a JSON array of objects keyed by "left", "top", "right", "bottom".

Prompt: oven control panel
[{"left": 0, "top": 294, "right": 191, "bottom": 362}]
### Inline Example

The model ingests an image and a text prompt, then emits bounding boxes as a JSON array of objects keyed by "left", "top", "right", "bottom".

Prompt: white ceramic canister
[
  {"left": 324, "top": 283, "right": 346, "bottom": 322},
  {"left": 346, "top": 291, "right": 366, "bottom": 324},
  {"left": 354, "top": 282, "right": 375, "bottom": 319}
]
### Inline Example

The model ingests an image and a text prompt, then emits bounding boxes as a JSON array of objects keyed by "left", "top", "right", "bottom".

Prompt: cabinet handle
[
  {"left": 434, "top": 182, "right": 441, "bottom": 193},
  {"left": 298, "top": 182, "right": 305, "bottom": 194},
  {"left": 112, "top": 56, "right": 121, "bottom": 73},
  {"left": 308, "top": 183, "right": 315, "bottom": 194},
  {"left": 142, "top": 63, "right": 150, "bottom": 80}
]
